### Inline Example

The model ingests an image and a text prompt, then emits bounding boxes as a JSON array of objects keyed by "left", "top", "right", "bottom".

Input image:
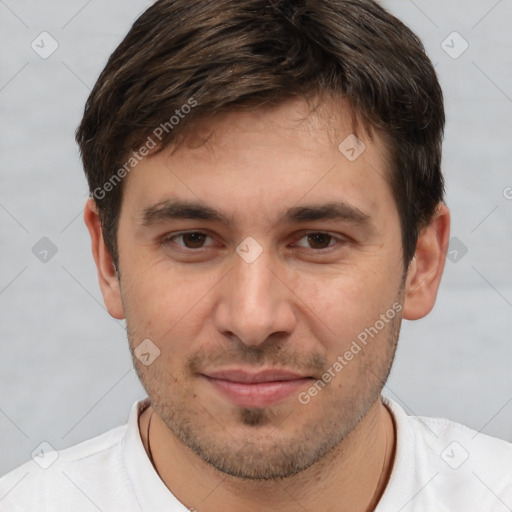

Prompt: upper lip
[{"left": 203, "top": 369, "right": 312, "bottom": 383}]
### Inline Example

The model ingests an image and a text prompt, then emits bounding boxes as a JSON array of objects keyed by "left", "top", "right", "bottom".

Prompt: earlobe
[
  {"left": 402, "top": 203, "right": 450, "bottom": 320},
  {"left": 83, "top": 198, "right": 125, "bottom": 319}
]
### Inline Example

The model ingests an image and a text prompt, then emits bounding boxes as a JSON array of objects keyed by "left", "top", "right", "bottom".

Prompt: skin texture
[{"left": 85, "top": 97, "right": 450, "bottom": 512}]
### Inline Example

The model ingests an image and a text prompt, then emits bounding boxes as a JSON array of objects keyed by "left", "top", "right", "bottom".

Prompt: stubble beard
[{"left": 127, "top": 307, "right": 401, "bottom": 481}]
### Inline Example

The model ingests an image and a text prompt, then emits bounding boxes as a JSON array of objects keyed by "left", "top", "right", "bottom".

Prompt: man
[{"left": 1, "top": 0, "right": 511, "bottom": 510}]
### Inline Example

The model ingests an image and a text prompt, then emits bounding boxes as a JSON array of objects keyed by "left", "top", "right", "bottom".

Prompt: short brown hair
[{"left": 76, "top": 0, "right": 445, "bottom": 268}]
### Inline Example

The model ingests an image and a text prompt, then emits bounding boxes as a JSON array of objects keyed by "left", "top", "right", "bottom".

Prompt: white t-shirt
[{"left": 1, "top": 396, "right": 511, "bottom": 511}]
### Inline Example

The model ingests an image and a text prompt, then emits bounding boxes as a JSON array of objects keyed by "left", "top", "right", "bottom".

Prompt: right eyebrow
[{"left": 139, "top": 199, "right": 233, "bottom": 227}]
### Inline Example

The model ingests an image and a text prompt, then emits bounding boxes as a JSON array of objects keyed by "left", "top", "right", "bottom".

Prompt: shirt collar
[{"left": 121, "top": 397, "right": 188, "bottom": 511}]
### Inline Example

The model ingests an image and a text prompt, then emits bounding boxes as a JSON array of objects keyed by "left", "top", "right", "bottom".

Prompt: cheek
[
  {"left": 121, "top": 262, "right": 222, "bottom": 347},
  {"left": 289, "top": 263, "right": 396, "bottom": 349}
]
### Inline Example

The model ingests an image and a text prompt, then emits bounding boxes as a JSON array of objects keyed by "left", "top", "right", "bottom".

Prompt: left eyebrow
[{"left": 283, "top": 201, "right": 373, "bottom": 228}]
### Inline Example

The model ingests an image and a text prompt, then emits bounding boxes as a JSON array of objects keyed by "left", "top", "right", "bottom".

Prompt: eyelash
[{"left": 161, "top": 231, "right": 347, "bottom": 252}]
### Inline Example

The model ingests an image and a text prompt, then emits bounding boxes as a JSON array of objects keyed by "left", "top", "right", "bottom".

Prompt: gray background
[{"left": 0, "top": 0, "right": 511, "bottom": 477}]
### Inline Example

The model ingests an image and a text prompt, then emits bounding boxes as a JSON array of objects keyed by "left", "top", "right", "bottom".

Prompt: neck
[{"left": 140, "top": 397, "right": 396, "bottom": 512}]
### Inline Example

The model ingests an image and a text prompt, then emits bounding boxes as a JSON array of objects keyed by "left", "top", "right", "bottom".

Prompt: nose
[{"left": 213, "top": 249, "right": 297, "bottom": 347}]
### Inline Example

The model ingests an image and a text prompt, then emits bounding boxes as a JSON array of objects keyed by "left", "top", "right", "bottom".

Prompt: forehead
[{"left": 121, "top": 96, "right": 396, "bottom": 229}]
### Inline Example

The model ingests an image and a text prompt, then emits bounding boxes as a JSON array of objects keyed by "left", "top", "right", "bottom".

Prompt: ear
[
  {"left": 83, "top": 198, "right": 125, "bottom": 319},
  {"left": 402, "top": 202, "right": 450, "bottom": 320}
]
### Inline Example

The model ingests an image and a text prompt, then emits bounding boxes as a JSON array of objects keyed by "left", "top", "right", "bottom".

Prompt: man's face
[{"left": 116, "top": 97, "right": 405, "bottom": 479}]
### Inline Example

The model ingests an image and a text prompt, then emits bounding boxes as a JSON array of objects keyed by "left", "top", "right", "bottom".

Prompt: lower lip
[{"left": 203, "top": 376, "right": 313, "bottom": 408}]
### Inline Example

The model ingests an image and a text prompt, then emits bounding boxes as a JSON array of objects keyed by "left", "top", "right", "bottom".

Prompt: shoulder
[
  {"left": 379, "top": 396, "right": 512, "bottom": 512},
  {"left": 0, "top": 424, "right": 134, "bottom": 512},
  {"left": 410, "top": 407, "right": 512, "bottom": 475}
]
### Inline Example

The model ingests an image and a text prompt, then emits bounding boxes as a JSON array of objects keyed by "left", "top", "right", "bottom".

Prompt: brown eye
[
  {"left": 306, "top": 233, "right": 333, "bottom": 249},
  {"left": 163, "top": 231, "right": 214, "bottom": 249},
  {"left": 180, "top": 232, "right": 208, "bottom": 248},
  {"left": 296, "top": 231, "right": 343, "bottom": 251},
  {"left": 292, "top": 231, "right": 348, "bottom": 252}
]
